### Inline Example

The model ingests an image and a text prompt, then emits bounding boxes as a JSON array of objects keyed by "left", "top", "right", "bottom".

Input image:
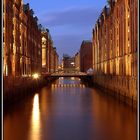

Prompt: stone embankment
[
  {"left": 81, "top": 75, "right": 137, "bottom": 109},
  {"left": 3, "top": 76, "right": 57, "bottom": 106}
]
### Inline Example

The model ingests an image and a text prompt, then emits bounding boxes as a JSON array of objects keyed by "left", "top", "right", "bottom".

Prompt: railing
[{"left": 50, "top": 72, "right": 87, "bottom": 77}]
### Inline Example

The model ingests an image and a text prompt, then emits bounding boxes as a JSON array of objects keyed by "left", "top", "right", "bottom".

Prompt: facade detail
[
  {"left": 3, "top": 0, "right": 14, "bottom": 76},
  {"left": 24, "top": 3, "right": 42, "bottom": 75}
]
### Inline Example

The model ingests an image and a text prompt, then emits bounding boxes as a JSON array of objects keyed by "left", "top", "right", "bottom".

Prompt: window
[
  {"left": 117, "top": 7, "right": 119, "bottom": 18},
  {"left": 128, "top": 0, "right": 131, "bottom": 7},
  {"left": 128, "top": 20, "right": 130, "bottom": 26}
]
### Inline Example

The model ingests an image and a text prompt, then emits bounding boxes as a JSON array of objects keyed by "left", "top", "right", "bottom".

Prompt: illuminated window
[
  {"left": 110, "top": 61, "right": 113, "bottom": 74},
  {"left": 42, "top": 48, "right": 46, "bottom": 66},
  {"left": 116, "top": 59, "right": 119, "bottom": 75},
  {"left": 104, "top": 62, "right": 107, "bottom": 74},
  {"left": 5, "top": 65, "right": 8, "bottom": 76},
  {"left": 126, "top": 56, "right": 129, "bottom": 76},
  {"left": 128, "top": 56, "right": 131, "bottom": 76}
]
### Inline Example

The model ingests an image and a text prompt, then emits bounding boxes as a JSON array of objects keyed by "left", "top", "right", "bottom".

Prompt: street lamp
[{"left": 33, "top": 73, "right": 39, "bottom": 79}]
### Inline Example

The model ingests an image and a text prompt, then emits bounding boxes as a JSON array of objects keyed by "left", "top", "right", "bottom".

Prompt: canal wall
[
  {"left": 81, "top": 74, "right": 137, "bottom": 109},
  {"left": 3, "top": 76, "right": 57, "bottom": 106},
  {"left": 91, "top": 74, "right": 137, "bottom": 108}
]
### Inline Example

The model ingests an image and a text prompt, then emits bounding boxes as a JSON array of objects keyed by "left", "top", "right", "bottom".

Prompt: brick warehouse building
[
  {"left": 92, "top": 0, "right": 138, "bottom": 106},
  {"left": 53, "top": 47, "right": 59, "bottom": 72},
  {"left": 23, "top": 3, "right": 42, "bottom": 75},
  {"left": 80, "top": 40, "right": 93, "bottom": 72},
  {"left": 3, "top": 0, "right": 42, "bottom": 77}
]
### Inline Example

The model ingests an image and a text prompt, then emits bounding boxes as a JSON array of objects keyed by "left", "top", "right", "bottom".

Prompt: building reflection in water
[
  {"left": 29, "top": 94, "right": 41, "bottom": 140},
  {"left": 51, "top": 77, "right": 85, "bottom": 89},
  {"left": 4, "top": 77, "right": 136, "bottom": 140}
]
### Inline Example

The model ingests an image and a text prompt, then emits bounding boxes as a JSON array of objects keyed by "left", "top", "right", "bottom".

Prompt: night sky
[{"left": 23, "top": 0, "right": 107, "bottom": 59}]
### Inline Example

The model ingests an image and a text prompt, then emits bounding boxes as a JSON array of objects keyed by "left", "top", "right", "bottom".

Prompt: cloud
[
  {"left": 38, "top": 6, "right": 100, "bottom": 59},
  {"left": 40, "top": 6, "right": 100, "bottom": 28}
]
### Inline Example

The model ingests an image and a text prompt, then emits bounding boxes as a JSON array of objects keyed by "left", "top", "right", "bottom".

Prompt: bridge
[{"left": 41, "top": 69, "right": 93, "bottom": 86}]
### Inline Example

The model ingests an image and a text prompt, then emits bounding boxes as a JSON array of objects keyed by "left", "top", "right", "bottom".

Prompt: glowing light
[
  {"left": 70, "top": 77, "right": 75, "bottom": 80},
  {"left": 33, "top": 73, "right": 39, "bottom": 79},
  {"left": 33, "top": 94, "right": 40, "bottom": 120},
  {"left": 5, "top": 65, "right": 8, "bottom": 76},
  {"left": 71, "top": 62, "right": 75, "bottom": 65}
]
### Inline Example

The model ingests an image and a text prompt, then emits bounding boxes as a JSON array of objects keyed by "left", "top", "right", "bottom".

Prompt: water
[{"left": 4, "top": 77, "right": 137, "bottom": 140}]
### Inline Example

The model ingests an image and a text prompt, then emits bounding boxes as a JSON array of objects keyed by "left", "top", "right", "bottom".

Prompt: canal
[{"left": 4, "top": 77, "right": 137, "bottom": 140}]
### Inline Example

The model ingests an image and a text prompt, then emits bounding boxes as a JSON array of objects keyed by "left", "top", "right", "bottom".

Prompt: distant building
[
  {"left": 75, "top": 52, "right": 80, "bottom": 71},
  {"left": 53, "top": 48, "right": 59, "bottom": 72},
  {"left": 62, "top": 54, "right": 75, "bottom": 69},
  {"left": 50, "top": 47, "right": 58, "bottom": 73},
  {"left": 80, "top": 40, "right": 93, "bottom": 72}
]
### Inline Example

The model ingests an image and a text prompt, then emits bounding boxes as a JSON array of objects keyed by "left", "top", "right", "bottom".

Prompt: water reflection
[
  {"left": 51, "top": 84, "right": 85, "bottom": 89},
  {"left": 90, "top": 89, "right": 137, "bottom": 140},
  {"left": 4, "top": 77, "right": 137, "bottom": 140},
  {"left": 70, "top": 77, "right": 75, "bottom": 80},
  {"left": 29, "top": 94, "right": 41, "bottom": 140},
  {"left": 51, "top": 79, "right": 85, "bottom": 89}
]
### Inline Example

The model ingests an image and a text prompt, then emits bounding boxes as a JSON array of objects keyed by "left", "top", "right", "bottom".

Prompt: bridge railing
[{"left": 50, "top": 72, "right": 87, "bottom": 77}]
